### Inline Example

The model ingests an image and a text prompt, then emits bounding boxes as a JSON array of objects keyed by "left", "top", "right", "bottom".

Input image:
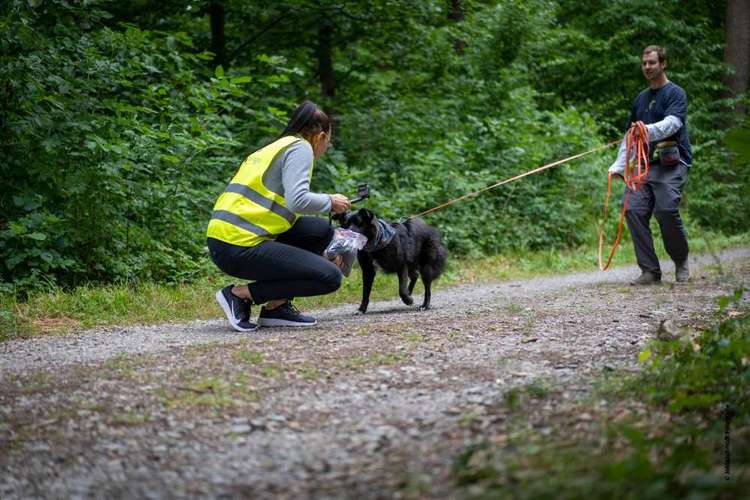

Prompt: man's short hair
[{"left": 643, "top": 45, "right": 667, "bottom": 64}]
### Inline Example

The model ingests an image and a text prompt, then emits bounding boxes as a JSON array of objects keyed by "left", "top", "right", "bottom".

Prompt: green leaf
[
  {"left": 214, "top": 65, "right": 224, "bottom": 78},
  {"left": 229, "top": 76, "right": 252, "bottom": 84},
  {"left": 638, "top": 348, "right": 652, "bottom": 363},
  {"left": 717, "top": 296, "right": 730, "bottom": 310},
  {"left": 27, "top": 232, "right": 47, "bottom": 241}
]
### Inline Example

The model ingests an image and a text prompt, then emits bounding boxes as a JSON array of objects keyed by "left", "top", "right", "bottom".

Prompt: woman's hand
[{"left": 329, "top": 194, "right": 352, "bottom": 214}]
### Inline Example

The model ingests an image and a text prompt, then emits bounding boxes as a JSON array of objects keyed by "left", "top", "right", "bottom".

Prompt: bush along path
[{"left": 1, "top": 248, "right": 748, "bottom": 499}]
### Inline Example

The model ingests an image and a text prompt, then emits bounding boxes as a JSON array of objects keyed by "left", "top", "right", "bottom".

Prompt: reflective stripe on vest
[{"left": 206, "top": 136, "right": 309, "bottom": 247}]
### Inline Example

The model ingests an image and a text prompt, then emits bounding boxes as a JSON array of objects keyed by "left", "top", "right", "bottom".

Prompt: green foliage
[
  {"left": 0, "top": 0, "right": 295, "bottom": 291},
  {"left": 0, "top": 0, "right": 744, "bottom": 292},
  {"left": 638, "top": 287, "right": 748, "bottom": 413},
  {"left": 332, "top": 1, "right": 607, "bottom": 255}
]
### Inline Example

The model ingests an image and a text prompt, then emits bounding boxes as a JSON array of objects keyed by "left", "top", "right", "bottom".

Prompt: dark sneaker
[
  {"left": 630, "top": 271, "right": 661, "bottom": 286},
  {"left": 257, "top": 301, "right": 317, "bottom": 327},
  {"left": 675, "top": 260, "right": 689, "bottom": 283},
  {"left": 215, "top": 284, "right": 257, "bottom": 332}
]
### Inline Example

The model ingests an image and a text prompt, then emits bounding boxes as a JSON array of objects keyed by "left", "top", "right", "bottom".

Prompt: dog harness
[{"left": 363, "top": 218, "right": 397, "bottom": 252}]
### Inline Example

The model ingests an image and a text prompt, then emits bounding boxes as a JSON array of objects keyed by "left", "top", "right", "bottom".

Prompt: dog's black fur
[{"left": 335, "top": 208, "right": 448, "bottom": 313}]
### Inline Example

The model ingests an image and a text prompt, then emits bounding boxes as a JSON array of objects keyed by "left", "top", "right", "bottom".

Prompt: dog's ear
[{"left": 358, "top": 208, "right": 374, "bottom": 222}]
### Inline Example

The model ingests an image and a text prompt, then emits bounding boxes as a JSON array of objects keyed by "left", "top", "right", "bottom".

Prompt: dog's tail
[{"left": 420, "top": 228, "right": 448, "bottom": 280}]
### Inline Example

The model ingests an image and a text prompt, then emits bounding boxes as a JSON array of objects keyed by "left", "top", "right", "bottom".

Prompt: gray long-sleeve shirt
[
  {"left": 608, "top": 115, "right": 683, "bottom": 175},
  {"left": 276, "top": 140, "right": 332, "bottom": 214}
]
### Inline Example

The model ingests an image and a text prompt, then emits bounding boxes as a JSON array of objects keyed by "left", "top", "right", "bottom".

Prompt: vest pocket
[{"left": 657, "top": 141, "right": 680, "bottom": 166}]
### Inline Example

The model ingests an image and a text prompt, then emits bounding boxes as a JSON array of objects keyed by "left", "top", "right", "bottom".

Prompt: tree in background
[
  {"left": 723, "top": 0, "right": 749, "bottom": 116},
  {"left": 0, "top": 0, "right": 744, "bottom": 292}
]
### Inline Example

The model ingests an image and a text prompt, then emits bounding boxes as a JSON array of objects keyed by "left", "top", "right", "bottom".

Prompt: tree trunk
[
  {"left": 448, "top": 0, "right": 464, "bottom": 21},
  {"left": 448, "top": 0, "right": 466, "bottom": 55},
  {"left": 318, "top": 20, "right": 335, "bottom": 98},
  {"left": 723, "top": 0, "right": 750, "bottom": 116},
  {"left": 209, "top": 0, "right": 227, "bottom": 70}
]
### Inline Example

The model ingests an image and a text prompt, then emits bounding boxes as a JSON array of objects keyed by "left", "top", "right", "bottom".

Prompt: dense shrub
[
  {"left": 0, "top": 1, "right": 295, "bottom": 291},
  {"left": 0, "top": 0, "right": 743, "bottom": 292}
]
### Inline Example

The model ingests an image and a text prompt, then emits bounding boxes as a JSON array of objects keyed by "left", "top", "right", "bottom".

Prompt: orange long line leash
[
  {"left": 402, "top": 127, "right": 649, "bottom": 272},
  {"left": 598, "top": 121, "right": 650, "bottom": 271},
  {"left": 407, "top": 140, "right": 620, "bottom": 221}
]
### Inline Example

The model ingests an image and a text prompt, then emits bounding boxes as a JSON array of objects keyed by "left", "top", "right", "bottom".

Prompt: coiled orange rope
[{"left": 598, "top": 121, "right": 650, "bottom": 270}]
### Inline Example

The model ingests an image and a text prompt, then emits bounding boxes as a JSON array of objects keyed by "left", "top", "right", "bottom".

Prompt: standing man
[{"left": 609, "top": 45, "right": 692, "bottom": 285}]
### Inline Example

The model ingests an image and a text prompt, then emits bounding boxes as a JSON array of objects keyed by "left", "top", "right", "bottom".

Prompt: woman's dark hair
[{"left": 281, "top": 100, "right": 331, "bottom": 138}]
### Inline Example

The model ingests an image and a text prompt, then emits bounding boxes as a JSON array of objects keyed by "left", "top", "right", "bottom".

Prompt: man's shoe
[
  {"left": 630, "top": 271, "right": 661, "bottom": 286},
  {"left": 215, "top": 284, "right": 257, "bottom": 332},
  {"left": 675, "top": 260, "right": 690, "bottom": 283},
  {"left": 257, "top": 301, "right": 317, "bottom": 327}
]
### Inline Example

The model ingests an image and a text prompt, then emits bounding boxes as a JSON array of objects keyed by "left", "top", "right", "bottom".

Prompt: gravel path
[{"left": 1, "top": 248, "right": 748, "bottom": 499}]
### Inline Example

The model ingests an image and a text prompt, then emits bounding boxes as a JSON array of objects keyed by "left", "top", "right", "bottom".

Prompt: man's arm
[
  {"left": 609, "top": 103, "right": 638, "bottom": 176},
  {"left": 608, "top": 133, "right": 629, "bottom": 176},
  {"left": 648, "top": 85, "right": 687, "bottom": 141},
  {"left": 645, "top": 115, "right": 683, "bottom": 142},
  {"left": 609, "top": 116, "right": 683, "bottom": 175}
]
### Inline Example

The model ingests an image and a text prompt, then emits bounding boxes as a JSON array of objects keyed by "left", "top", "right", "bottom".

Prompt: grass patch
[
  {"left": 111, "top": 411, "right": 151, "bottom": 427},
  {"left": 400, "top": 330, "right": 426, "bottom": 344},
  {"left": 103, "top": 352, "right": 135, "bottom": 375},
  {"left": 526, "top": 379, "right": 550, "bottom": 399},
  {"left": 296, "top": 363, "right": 322, "bottom": 381},
  {"left": 164, "top": 374, "right": 259, "bottom": 410},
  {"left": 260, "top": 364, "right": 283, "bottom": 379},
  {"left": 342, "top": 352, "right": 407, "bottom": 369},
  {"left": 234, "top": 349, "right": 264, "bottom": 365},
  {"left": 2, "top": 230, "right": 748, "bottom": 342}
]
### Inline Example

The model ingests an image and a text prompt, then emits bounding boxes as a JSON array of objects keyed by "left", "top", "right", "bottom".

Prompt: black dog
[{"left": 336, "top": 208, "right": 448, "bottom": 313}]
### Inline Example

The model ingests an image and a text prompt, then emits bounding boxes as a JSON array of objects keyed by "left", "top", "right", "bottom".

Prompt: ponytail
[{"left": 281, "top": 100, "right": 331, "bottom": 139}]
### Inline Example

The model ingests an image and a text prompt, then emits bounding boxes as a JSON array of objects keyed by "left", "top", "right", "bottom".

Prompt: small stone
[
  {"left": 250, "top": 418, "right": 266, "bottom": 430},
  {"left": 230, "top": 424, "right": 252, "bottom": 434},
  {"left": 657, "top": 319, "right": 680, "bottom": 341}
]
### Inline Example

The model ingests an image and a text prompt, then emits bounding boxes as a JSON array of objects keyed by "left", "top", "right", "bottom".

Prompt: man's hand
[
  {"left": 629, "top": 120, "right": 648, "bottom": 140},
  {"left": 329, "top": 194, "right": 352, "bottom": 214}
]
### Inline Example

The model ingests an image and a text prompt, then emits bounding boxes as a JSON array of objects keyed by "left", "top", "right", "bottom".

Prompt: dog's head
[
  {"left": 335, "top": 208, "right": 378, "bottom": 240},
  {"left": 331, "top": 211, "right": 351, "bottom": 227}
]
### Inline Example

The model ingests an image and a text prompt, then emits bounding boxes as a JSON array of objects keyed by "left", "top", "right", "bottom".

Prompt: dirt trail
[{"left": 1, "top": 248, "right": 748, "bottom": 499}]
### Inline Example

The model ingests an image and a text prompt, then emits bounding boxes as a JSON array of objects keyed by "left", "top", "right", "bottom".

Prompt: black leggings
[{"left": 207, "top": 216, "right": 341, "bottom": 304}]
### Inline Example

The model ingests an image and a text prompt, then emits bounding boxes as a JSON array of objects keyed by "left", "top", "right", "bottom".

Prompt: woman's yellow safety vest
[{"left": 207, "top": 135, "right": 312, "bottom": 247}]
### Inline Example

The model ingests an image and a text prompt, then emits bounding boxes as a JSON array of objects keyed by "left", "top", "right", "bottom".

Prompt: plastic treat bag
[{"left": 325, "top": 228, "right": 368, "bottom": 277}]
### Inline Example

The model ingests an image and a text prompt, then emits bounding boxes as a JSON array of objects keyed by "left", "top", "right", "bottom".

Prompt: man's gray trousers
[{"left": 622, "top": 162, "right": 689, "bottom": 277}]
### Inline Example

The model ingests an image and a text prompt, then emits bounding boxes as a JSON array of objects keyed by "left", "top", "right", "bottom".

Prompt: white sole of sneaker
[
  {"left": 215, "top": 290, "right": 257, "bottom": 332},
  {"left": 257, "top": 318, "right": 317, "bottom": 328}
]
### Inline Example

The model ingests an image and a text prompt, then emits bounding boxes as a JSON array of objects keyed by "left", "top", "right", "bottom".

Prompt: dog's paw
[
  {"left": 400, "top": 295, "right": 414, "bottom": 306},
  {"left": 356, "top": 307, "right": 367, "bottom": 315},
  {"left": 417, "top": 304, "right": 430, "bottom": 311}
]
